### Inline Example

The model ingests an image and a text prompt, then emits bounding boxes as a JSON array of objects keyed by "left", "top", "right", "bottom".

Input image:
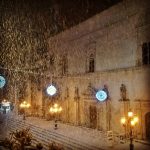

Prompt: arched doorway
[
  {"left": 89, "top": 105, "right": 97, "bottom": 129},
  {"left": 145, "top": 112, "right": 150, "bottom": 140}
]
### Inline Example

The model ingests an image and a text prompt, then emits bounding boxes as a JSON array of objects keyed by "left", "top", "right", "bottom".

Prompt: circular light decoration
[
  {"left": 96, "top": 90, "right": 107, "bottom": 102},
  {"left": 46, "top": 85, "right": 57, "bottom": 96},
  {"left": 0, "top": 75, "right": 6, "bottom": 88}
]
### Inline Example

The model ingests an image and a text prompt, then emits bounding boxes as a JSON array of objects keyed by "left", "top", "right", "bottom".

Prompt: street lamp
[
  {"left": 49, "top": 103, "right": 62, "bottom": 130},
  {"left": 20, "top": 101, "right": 31, "bottom": 120},
  {"left": 120, "top": 110, "right": 139, "bottom": 150}
]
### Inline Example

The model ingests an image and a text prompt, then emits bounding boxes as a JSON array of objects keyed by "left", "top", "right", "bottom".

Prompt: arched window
[
  {"left": 50, "top": 54, "right": 55, "bottom": 66},
  {"left": 61, "top": 55, "right": 68, "bottom": 75},
  {"left": 145, "top": 112, "right": 150, "bottom": 140},
  {"left": 89, "top": 54, "right": 95, "bottom": 72},
  {"left": 142, "top": 42, "right": 150, "bottom": 65}
]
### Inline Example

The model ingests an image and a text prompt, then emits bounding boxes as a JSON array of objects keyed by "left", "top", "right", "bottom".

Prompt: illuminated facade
[{"left": 29, "top": 0, "right": 150, "bottom": 140}]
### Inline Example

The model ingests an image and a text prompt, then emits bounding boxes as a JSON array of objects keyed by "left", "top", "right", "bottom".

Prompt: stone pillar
[{"left": 75, "top": 98, "right": 81, "bottom": 126}]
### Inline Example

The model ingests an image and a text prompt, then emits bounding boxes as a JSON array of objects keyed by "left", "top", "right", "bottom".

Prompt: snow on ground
[
  {"left": 1, "top": 113, "right": 150, "bottom": 150},
  {"left": 111, "top": 142, "right": 150, "bottom": 150},
  {"left": 26, "top": 117, "right": 107, "bottom": 149},
  {"left": 0, "top": 113, "right": 8, "bottom": 139},
  {"left": 20, "top": 116, "right": 150, "bottom": 150}
]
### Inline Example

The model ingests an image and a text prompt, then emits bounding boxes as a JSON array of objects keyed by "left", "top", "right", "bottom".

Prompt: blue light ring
[
  {"left": 0, "top": 76, "right": 6, "bottom": 88},
  {"left": 96, "top": 90, "right": 107, "bottom": 102}
]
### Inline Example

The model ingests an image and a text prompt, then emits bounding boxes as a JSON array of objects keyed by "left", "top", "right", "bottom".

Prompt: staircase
[
  {"left": 6, "top": 117, "right": 103, "bottom": 150},
  {"left": 0, "top": 114, "right": 8, "bottom": 139}
]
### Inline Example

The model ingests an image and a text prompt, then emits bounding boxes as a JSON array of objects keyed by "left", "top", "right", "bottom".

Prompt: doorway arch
[
  {"left": 89, "top": 105, "right": 97, "bottom": 129},
  {"left": 145, "top": 112, "right": 150, "bottom": 140}
]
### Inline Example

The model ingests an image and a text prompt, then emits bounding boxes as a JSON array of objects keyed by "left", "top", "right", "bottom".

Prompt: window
[
  {"left": 89, "top": 54, "right": 95, "bottom": 72},
  {"left": 50, "top": 54, "right": 55, "bottom": 66},
  {"left": 142, "top": 42, "right": 150, "bottom": 65},
  {"left": 149, "top": 42, "right": 150, "bottom": 64},
  {"left": 61, "top": 55, "right": 68, "bottom": 75}
]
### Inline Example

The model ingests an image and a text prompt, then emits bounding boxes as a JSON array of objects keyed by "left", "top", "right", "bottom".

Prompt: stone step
[{"left": 7, "top": 117, "right": 103, "bottom": 150}]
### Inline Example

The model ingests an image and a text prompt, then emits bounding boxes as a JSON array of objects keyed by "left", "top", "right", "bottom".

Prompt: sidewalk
[
  {"left": 135, "top": 139, "right": 150, "bottom": 146},
  {"left": 112, "top": 142, "right": 150, "bottom": 150}
]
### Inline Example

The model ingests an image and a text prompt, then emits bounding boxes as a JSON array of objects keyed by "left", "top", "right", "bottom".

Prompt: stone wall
[
  {"left": 48, "top": 0, "right": 150, "bottom": 74},
  {"left": 35, "top": 0, "right": 150, "bottom": 139},
  {"left": 55, "top": 67, "right": 150, "bottom": 134},
  {"left": 34, "top": 66, "right": 150, "bottom": 139}
]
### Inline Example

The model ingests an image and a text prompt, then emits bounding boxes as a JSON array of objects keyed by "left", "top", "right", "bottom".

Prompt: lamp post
[
  {"left": 20, "top": 101, "right": 30, "bottom": 120},
  {"left": 120, "top": 110, "right": 139, "bottom": 150},
  {"left": 49, "top": 103, "right": 62, "bottom": 130}
]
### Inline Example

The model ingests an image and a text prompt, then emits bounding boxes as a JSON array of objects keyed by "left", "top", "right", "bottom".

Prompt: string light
[
  {"left": 0, "top": 66, "right": 49, "bottom": 77},
  {"left": 0, "top": 66, "right": 92, "bottom": 80}
]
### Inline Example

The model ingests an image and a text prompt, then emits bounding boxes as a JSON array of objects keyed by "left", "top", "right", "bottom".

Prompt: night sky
[
  {"left": 0, "top": 0, "right": 122, "bottom": 35},
  {"left": 50, "top": 0, "right": 122, "bottom": 30}
]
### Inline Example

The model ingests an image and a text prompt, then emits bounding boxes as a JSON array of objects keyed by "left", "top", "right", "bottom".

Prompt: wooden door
[
  {"left": 89, "top": 105, "right": 97, "bottom": 129},
  {"left": 146, "top": 112, "right": 150, "bottom": 140}
]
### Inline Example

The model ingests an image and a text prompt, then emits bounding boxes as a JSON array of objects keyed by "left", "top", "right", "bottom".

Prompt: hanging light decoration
[
  {"left": 46, "top": 84, "right": 57, "bottom": 96},
  {"left": 96, "top": 90, "right": 107, "bottom": 102},
  {"left": 0, "top": 75, "right": 6, "bottom": 88}
]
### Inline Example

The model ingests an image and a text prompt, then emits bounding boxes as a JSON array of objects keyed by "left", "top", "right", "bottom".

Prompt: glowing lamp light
[
  {"left": 128, "top": 111, "right": 133, "bottom": 118},
  {"left": 49, "top": 103, "right": 62, "bottom": 114},
  {"left": 54, "top": 103, "right": 58, "bottom": 108},
  {"left": 131, "top": 120, "right": 135, "bottom": 126},
  {"left": 59, "top": 107, "right": 62, "bottom": 112},
  {"left": 46, "top": 85, "right": 57, "bottom": 96},
  {"left": 133, "top": 116, "right": 139, "bottom": 123},
  {"left": 121, "top": 117, "right": 126, "bottom": 125},
  {"left": 54, "top": 108, "right": 57, "bottom": 113},
  {"left": 2, "top": 100, "right": 10, "bottom": 106},
  {"left": 20, "top": 101, "right": 30, "bottom": 108},
  {"left": 49, "top": 107, "right": 53, "bottom": 112}
]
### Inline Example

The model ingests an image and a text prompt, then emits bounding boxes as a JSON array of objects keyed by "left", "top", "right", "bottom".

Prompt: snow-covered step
[{"left": 7, "top": 117, "right": 103, "bottom": 150}]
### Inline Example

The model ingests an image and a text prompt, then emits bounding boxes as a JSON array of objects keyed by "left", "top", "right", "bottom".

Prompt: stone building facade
[{"left": 30, "top": 0, "right": 150, "bottom": 140}]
